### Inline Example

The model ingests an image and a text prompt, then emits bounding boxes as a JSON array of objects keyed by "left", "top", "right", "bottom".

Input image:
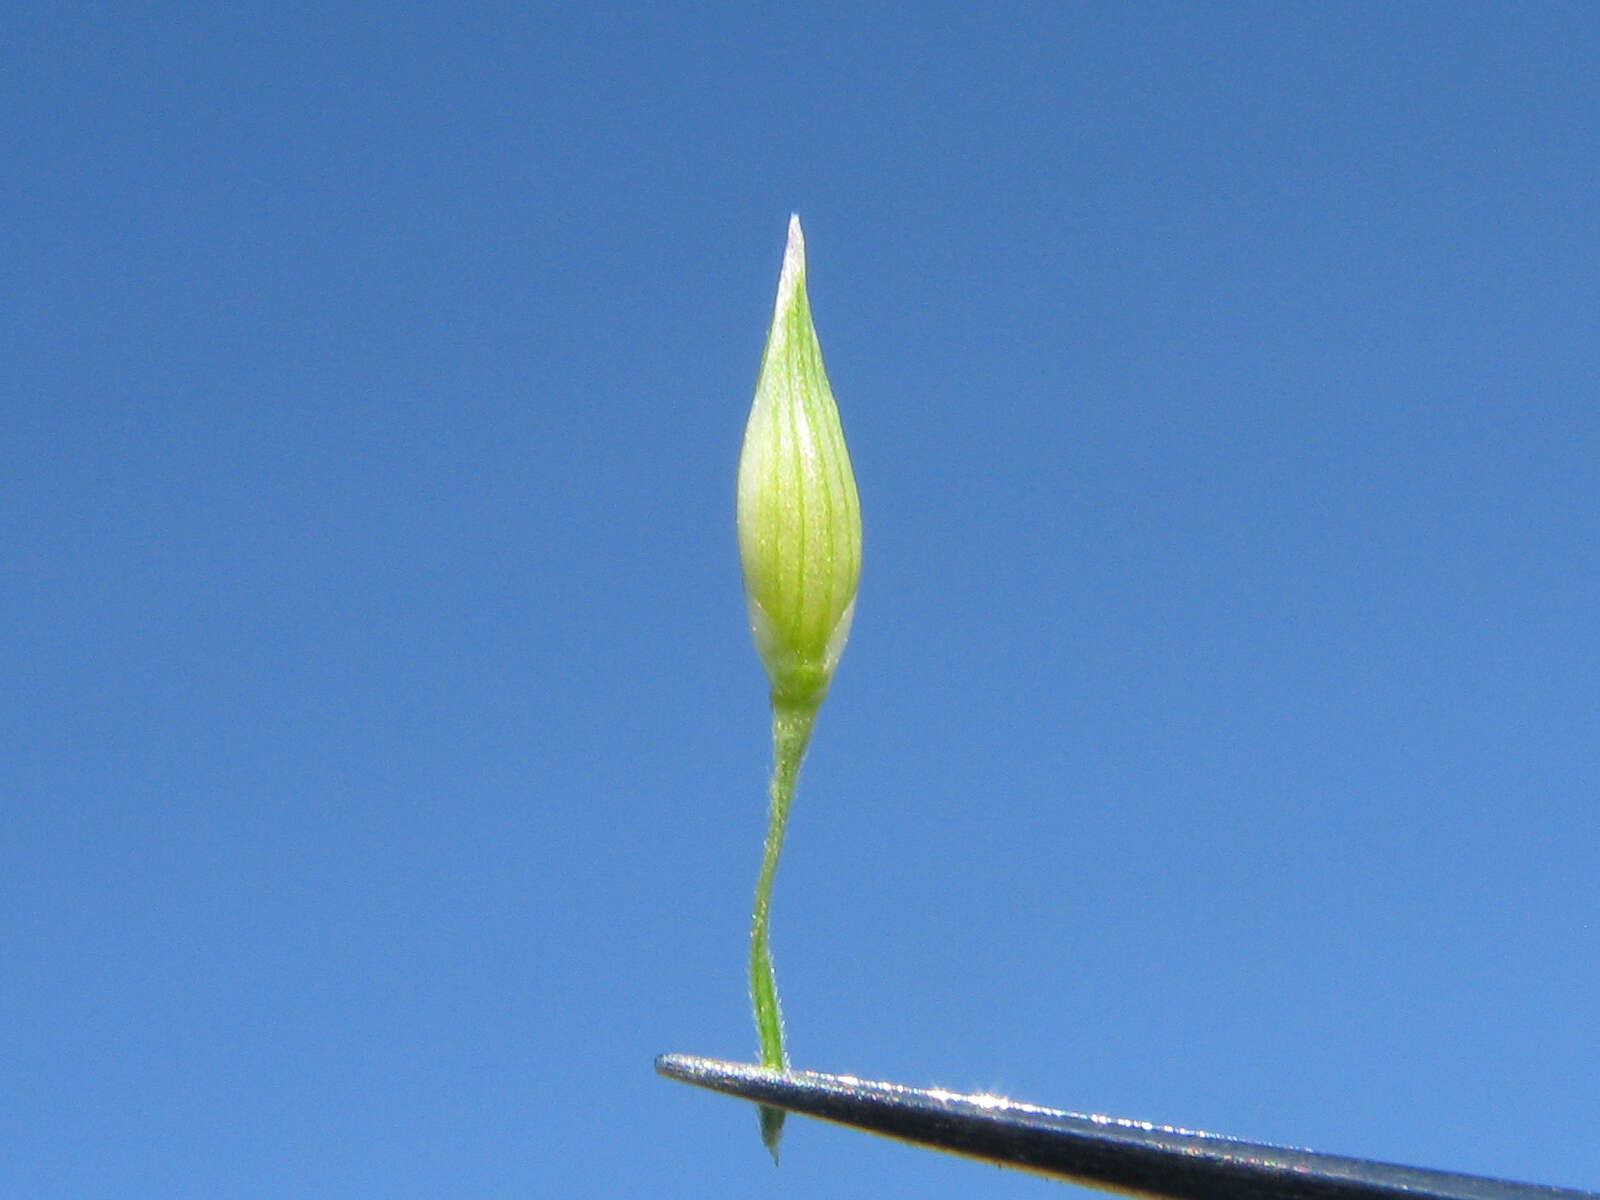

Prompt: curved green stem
[{"left": 749, "top": 695, "right": 819, "bottom": 1161}]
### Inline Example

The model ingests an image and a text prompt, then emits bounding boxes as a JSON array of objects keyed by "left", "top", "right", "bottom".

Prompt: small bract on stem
[{"left": 736, "top": 215, "right": 862, "bottom": 1162}]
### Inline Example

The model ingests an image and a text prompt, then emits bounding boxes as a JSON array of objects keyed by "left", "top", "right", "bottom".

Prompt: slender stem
[{"left": 749, "top": 695, "right": 819, "bottom": 1161}]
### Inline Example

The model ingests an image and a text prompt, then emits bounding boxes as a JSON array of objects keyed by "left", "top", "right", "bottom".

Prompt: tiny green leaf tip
[{"left": 738, "top": 215, "right": 862, "bottom": 1161}]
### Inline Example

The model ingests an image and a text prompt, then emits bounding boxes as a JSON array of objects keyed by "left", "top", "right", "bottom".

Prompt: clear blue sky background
[{"left": 4, "top": 4, "right": 1597, "bottom": 1197}]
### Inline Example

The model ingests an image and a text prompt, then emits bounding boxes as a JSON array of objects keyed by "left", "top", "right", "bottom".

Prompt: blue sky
[{"left": 4, "top": 4, "right": 1597, "bottom": 1197}]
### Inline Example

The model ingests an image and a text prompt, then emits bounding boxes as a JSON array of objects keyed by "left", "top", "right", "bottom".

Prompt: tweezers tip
[
  {"left": 653, "top": 1052, "right": 707, "bottom": 1083},
  {"left": 656, "top": 1053, "right": 770, "bottom": 1088}
]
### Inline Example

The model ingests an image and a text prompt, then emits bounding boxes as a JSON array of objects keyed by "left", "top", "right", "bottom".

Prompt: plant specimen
[{"left": 736, "top": 215, "right": 863, "bottom": 1161}]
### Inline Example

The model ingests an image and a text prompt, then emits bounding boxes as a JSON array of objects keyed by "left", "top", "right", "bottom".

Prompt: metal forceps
[{"left": 657, "top": 1054, "right": 1596, "bottom": 1200}]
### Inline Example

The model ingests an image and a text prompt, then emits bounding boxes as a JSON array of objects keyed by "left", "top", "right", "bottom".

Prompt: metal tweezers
[{"left": 657, "top": 1054, "right": 1596, "bottom": 1200}]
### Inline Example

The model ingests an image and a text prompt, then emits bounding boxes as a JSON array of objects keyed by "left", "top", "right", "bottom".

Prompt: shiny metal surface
[{"left": 657, "top": 1054, "right": 1596, "bottom": 1200}]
